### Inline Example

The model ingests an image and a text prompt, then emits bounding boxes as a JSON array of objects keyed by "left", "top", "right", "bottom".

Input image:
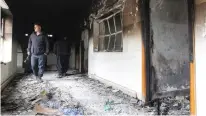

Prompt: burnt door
[{"left": 149, "top": 0, "right": 191, "bottom": 99}]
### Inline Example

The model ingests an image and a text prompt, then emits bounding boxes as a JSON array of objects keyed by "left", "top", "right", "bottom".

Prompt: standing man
[
  {"left": 27, "top": 23, "right": 49, "bottom": 82},
  {"left": 53, "top": 36, "right": 70, "bottom": 78}
]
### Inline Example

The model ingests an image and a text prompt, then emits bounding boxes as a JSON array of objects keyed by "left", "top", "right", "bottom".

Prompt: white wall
[
  {"left": 1, "top": 40, "right": 17, "bottom": 85},
  {"left": 0, "top": 0, "right": 9, "bottom": 9},
  {"left": 195, "top": 1, "right": 206, "bottom": 115},
  {"left": 88, "top": 24, "right": 143, "bottom": 99}
]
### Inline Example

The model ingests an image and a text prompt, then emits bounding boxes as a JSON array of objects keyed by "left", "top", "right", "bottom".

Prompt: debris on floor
[
  {"left": 154, "top": 96, "right": 190, "bottom": 115},
  {"left": 60, "top": 108, "right": 84, "bottom": 115},
  {"left": 130, "top": 98, "right": 138, "bottom": 104},
  {"left": 33, "top": 90, "right": 84, "bottom": 115},
  {"left": 1, "top": 72, "right": 190, "bottom": 115},
  {"left": 112, "top": 89, "right": 120, "bottom": 93},
  {"left": 104, "top": 99, "right": 115, "bottom": 111},
  {"left": 34, "top": 103, "right": 60, "bottom": 115}
]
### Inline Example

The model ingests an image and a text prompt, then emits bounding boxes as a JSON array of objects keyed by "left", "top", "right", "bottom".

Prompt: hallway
[{"left": 1, "top": 0, "right": 204, "bottom": 115}]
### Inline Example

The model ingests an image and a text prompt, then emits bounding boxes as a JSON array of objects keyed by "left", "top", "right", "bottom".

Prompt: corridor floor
[{"left": 1, "top": 71, "right": 189, "bottom": 115}]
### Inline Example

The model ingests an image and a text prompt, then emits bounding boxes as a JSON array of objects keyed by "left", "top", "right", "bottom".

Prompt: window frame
[
  {"left": 0, "top": 8, "right": 3, "bottom": 62},
  {"left": 96, "top": 11, "right": 123, "bottom": 52},
  {"left": 1, "top": 17, "right": 5, "bottom": 38},
  {"left": 0, "top": 8, "right": 5, "bottom": 38}
]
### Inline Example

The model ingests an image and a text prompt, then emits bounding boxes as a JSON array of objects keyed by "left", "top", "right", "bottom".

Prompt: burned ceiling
[{"left": 4, "top": 0, "right": 93, "bottom": 37}]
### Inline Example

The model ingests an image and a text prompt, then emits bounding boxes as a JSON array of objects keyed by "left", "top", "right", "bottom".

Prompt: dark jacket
[
  {"left": 53, "top": 39, "right": 70, "bottom": 55},
  {"left": 27, "top": 32, "right": 49, "bottom": 55}
]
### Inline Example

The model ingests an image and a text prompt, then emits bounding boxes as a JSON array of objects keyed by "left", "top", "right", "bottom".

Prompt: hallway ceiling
[{"left": 6, "top": 0, "right": 91, "bottom": 11}]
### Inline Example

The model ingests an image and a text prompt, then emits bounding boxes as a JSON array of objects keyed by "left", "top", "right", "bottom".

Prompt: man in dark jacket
[
  {"left": 27, "top": 23, "right": 49, "bottom": 82},
  {"left": 53, "top": 36, "right": 70, "bottom": 78}
]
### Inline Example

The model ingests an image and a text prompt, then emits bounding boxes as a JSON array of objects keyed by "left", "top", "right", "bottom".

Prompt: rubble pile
[
  {"left": 1, "top": 74, "right": 44, "bottom": 115},
  {"left": 1, "top": 73, "right": 85, "bottom": 115},
  {"left": 71, "top": 75, "right": 133, "bottom": 102},
  {"left": 160, "top": 96, "right": 190, "bottom": 115},
  {"left": 143, "top": 96, "right": 190, "bottom": 115},
  {"left": 72, "top": 75, "right": 189, "bottom": 115},
  {"left": 63, "top": 75, "right": 151, "bottom": 115},
  {"left": 1, "top": 72, "right": 190, "bottom": 115}
]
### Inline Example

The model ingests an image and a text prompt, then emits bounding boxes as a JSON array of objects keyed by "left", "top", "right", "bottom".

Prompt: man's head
[{"left": 34, "top": 23, "right": 42, "bottom": 33}]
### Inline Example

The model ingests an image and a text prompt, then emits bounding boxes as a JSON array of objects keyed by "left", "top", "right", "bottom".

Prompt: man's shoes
[
  {"left": 36, "top": 76, "right": 43, "bottom": 83},
  {"left": 62, "top": 73, "right": 66, "bottom": 77},
  {"left": 33, "top": 75, "right": 38, "bottom": 80},
  {"left": 58, "top": 74, "right": 62, "bottom": 78}
]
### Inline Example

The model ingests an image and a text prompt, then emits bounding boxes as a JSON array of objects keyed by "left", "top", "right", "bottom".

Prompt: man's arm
[
  {"left": 27, "top": 35, "right": 32, "bottom": 55},
  {"left": 44, "top": 36, "right": 50, "bottom": 55}
]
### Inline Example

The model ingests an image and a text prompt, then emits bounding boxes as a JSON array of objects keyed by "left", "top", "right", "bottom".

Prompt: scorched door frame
[{"left": 140, "top": 0, "right": 194, "bottom": 102}]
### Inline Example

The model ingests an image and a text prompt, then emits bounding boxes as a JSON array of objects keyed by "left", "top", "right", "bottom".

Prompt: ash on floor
[{"left": 1, "top": 72, "right": 189, "bottom": 115}]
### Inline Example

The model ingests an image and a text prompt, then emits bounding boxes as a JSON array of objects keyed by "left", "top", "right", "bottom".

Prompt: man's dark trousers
[
  {"left": 31, "top": 54, "right": 46, "bottom": 77},
  {"left": 57, "top": 55, "right": 69, "bottom": 75}
]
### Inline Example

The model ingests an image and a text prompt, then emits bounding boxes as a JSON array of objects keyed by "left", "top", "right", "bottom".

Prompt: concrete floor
[{"left": 1, "top": 71, "right": 189, "bottom": 115}]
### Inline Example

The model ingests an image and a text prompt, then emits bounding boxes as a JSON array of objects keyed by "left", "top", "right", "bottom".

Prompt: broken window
[
  {"left": 96, "top": 12, "right": 123, "bottom": 52},
  {"left": 0, "top": 8, "right": 4, "bottom": 62},
  {"left": 0, "top": 8, "right": 12, "bottom": 63}
]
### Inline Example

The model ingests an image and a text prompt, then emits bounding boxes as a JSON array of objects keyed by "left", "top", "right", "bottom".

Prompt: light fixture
[
  {"left": 47, "top": 34, "right": 53, "bottom": 37},
  {"left": 25, "top": 34, "right": 28, "bottom": 36}
]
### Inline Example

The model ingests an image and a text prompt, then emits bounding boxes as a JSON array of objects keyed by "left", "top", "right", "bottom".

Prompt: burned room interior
[{"left": 1, "top": 0, "right": 205, "bottom": 115}]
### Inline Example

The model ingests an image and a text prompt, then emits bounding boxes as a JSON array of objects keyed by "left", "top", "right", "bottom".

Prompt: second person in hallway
[{"left": 53, "top": 36, "right": 70, "bottom": 78}]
